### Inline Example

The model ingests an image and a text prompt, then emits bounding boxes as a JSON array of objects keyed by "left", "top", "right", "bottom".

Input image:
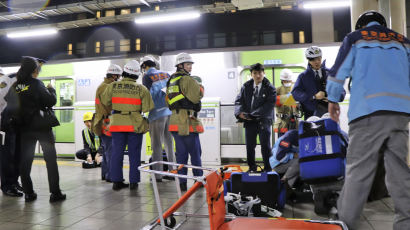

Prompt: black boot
[
  {"left": 129, "top": 183, "right": 138, "bottom": 190},
  {"left": 113, "top": 182, "right": 129, "bottom": 191},
  {"left": 25, "top": 192, "right": 37, "bottom": 202},
  {"left": 50, "top": 192, "right": 66, "bottom": 203},
  {"left": 3, "top": 188, "right": 23, "bottom": 197}
]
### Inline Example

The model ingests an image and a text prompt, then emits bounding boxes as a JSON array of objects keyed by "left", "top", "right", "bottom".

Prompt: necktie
[
  {"left": 315, "top": 70, "right": 320, "bottom": 80},
  {"left": 252, "top": 86, "right": 258, "bottom": 109}
]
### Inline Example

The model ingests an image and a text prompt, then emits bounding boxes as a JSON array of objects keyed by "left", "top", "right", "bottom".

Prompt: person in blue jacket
[
  {"left": 292, "top": 46, "right": 345, "bottom": 120},
  {"left": 141, "top": 56, "right": 174, "bottom": 182},
  {"left": 327, "top": 11, "right": 410, "bottom": 230},
  {"left": 235, "top": 63, "right": 276, "bottom": 172},
  {"left": 269, "top": 129, "right": 299, "bottom": 186}
]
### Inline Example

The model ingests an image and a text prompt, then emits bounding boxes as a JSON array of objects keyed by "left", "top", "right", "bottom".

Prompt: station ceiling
[{"left": 0, "top": 0, "right": 301, "bottom": 33}]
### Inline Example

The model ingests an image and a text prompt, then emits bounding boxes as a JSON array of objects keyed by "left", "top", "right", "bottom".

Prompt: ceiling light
[
  {"left": 135, "top": 11, "right": 200, "bottom": 24},
  {"left": 303, "top": 1, "right": 350, "bottom": 9},
  {"left": 7, "top": 28, "right": 58, "bottom": 38}
]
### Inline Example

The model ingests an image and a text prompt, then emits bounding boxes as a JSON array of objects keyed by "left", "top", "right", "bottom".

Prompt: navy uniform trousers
[
  {"left": 171, "top": 132, "right": 202, "bottom": 184},
  {"left": 110, "top": 132, "right": 142, "bottom": 183},
  {"left": 245, "top": 120, "right": 272, "bottom": 171}
]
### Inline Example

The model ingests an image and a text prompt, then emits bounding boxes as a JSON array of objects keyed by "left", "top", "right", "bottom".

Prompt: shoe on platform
[
  {"left": 112, "top": 182, "right": 129, "bottom": 191},
  {"left": 25, "top": 192, "right": 37, "bottom": 202},
  {"left": 130, "top": 183, "right": 138, "bottom": 190},
  {"left": 50, "top": 192, "right": 66, "bottom": 203},
  {"left": 14, "top": 183, "right": 23, "bottom": 192},
  {"left": 3, "top": 188, "right": 23, "bottom": 197}
]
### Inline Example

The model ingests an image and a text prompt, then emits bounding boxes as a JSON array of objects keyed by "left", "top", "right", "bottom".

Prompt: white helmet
[
  {"left": 280, "top": 68, "right": 293, "bottom": 81},
  {"left": 175, "top": 53, "right": 194, "bottom": 67},
  {"left": 123, "top": 60, "right": 141, "bottom": 76},
  {"left": 141, "top": 55, "right": 155, "bottom": 64},
  {"left": 306, "top": 116, "right": 320, "bottom": 122},
  {"left": 305, "top": 46, "right": 322, "bottom": 59},
  {"left": 107, "top": 64, "right": 123, "bottom": 75}
]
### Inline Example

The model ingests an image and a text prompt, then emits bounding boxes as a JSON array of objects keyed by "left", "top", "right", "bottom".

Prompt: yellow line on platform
[{"left": 33, "top": 160, "right": 130, "bottom": 169}]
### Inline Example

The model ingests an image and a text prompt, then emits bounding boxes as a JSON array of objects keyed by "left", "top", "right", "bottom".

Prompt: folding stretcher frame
[
  {"left": 138, "top": 161, "right": 217, "bottom": 230},
  {"left": 139, "top": 161, "right": 349, "bottom": 230}
]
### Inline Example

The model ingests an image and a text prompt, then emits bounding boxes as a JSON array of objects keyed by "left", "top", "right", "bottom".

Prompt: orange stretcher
[{"left": 138, "top": 162, "right": 348, "bottom": 230}]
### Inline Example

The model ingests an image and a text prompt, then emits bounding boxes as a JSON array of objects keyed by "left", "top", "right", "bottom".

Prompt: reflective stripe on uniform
[
  {"left": 83, "top": 129, "right": 95, "bottom": 150},
  {"left": 276, "top": 96, "right": 281, "bottom": 106},
  {"left": 170, "top": 76, "right": 182, "bottom": 84},
  {"left": 169, "top": 124, "right": 203, "bottom": 133},
  {"left": 112, "top": 97, "right": 142, "bottom": 105},
  {"left": 168, "top": 94, "right": 185, "bottom": 105},
  {"left": 110, "top": 125, "right": 134, "bottom": 132}
]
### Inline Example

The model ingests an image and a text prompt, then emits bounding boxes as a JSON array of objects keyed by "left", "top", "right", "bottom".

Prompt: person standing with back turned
[
  {"left": 141, "top": 56, "right": 174, "bottom": 182},
  {"left": 5, "top": 56, "right": 65, "bottom": 202},
  {"left": 327, "top": 11, "right": 410, "bottom": 230}
]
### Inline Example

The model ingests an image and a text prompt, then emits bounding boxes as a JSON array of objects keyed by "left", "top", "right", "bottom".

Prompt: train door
[{"left": 41, "top": 78, "right": 75, "bottom": 143}]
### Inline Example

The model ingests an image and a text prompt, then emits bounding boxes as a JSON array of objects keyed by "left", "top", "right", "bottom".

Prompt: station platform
[{"left": 0, "top": 160, "right": 395, "bottom": 230}]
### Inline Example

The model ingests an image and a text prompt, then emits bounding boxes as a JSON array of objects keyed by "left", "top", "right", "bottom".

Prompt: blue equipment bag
[
  {"left": 224, "top": 171, "right": 286, "bottom": 210},
  {"left": 298, "top": 118, "right": 348, "bottom": 184}
]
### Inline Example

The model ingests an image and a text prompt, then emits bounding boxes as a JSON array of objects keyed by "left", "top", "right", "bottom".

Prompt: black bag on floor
[{"left": 224, "top": 171, "right": 286, "bottom": 210}]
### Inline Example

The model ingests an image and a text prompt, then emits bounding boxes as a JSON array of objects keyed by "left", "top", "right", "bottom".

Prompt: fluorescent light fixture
[
  {"left": 7, "top": 28, "right": 58, "bottom": 39},
  {"left": 135, "top": 11, "right": 200, "bottom": 24},
  {"left": 303, "top": 1, "right": 350, "bottom": 9}
]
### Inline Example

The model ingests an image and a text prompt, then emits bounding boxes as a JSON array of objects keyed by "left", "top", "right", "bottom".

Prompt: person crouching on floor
[{"left": 76, "top": 112, "right": 102, "bottom": 168}]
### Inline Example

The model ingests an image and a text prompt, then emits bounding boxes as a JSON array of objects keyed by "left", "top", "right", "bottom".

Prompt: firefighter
[
  {"left": 274, "top": 69, "right": 300, "bottom": 138},
  {"left": 166, "top": 53, "right": 204, "bottom": 191},
  {"left": 101, "top": 60, "right": 154, "bottom": 191},
  {"left": 93, "top": 64, "right": 122, "bottom": 182}
]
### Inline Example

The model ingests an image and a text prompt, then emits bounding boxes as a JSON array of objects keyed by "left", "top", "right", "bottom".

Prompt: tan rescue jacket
[
  {"left": 166, "top": 71, "right": 204, "bottom": 136},
  {"left": 93, "top": 78, "right": 114, "bottom": 136},
  {"left": 101, "top": 77, "right": 154, "bottom": 134}
]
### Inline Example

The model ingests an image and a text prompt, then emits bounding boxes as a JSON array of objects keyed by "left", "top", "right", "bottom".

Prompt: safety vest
[
  {"left": 83, "top": 128, "right": 100, "bottom": 151},
  {"left": 167, "top": 73, "right": 201, "bottom": 112}
]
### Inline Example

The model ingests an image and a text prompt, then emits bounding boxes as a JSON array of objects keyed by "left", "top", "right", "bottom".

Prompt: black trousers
[
  {"left": 19, "top": 129, "right": 61, "bottom": 194},
  {"left": 245, "top": 121, "right": 272, "bottom": 171},
  {"left": 75, "top": 149, "right": 97, "bottom": 160},
  {"left": 0, "top": 131, "right": 20, "bottom": 191}
]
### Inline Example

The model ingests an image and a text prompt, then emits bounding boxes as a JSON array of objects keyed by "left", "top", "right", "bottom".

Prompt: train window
[
  {"left": 182, "top": 34, "right": 192, "bottom": 49},
  {"left": 120, "top": 39, "right": 130, "bottom": 52},
  {"left": 251, "top": 31, "right": 259, "bottom": 46},
  {"left": 105, "top": 10, "right": 115, "bottom": 17},
  {"left": 104, "top": 40, "right": 115, "bottom": 53},
  {"left": 299, "top": 31, "right": 305, "bottom": 43},
  {"left": 95, "top": 41, "right": 100, "bottom": 54},
  {"left": 281, "top": 31, "right": 294, "bottom": 44},
  {"left": 96, "top": 11, "right": 101, "bottom": 18},
  {"left": 164, "top": 35, "right": 176, "bottom": 50},
  {"left": 58, "top": 81, "right": 74, "bottom": 123},
  {"left": 214, "top": 33, "right": 226, "bottom": 47},
  {"left": 136, "top": 38, "right": 141, "bottom": 51},
  {"left": 155, "top": 5, "right": 160, "bottom": 11},
  {"left": 121, "top": 9, "right": 130, "bottom": 15},
  {"left": 196, "top": 34, "right": 208, "bottom": 49},
  {"left": 136, "top": 8, "right": 141, "bottom": 13},
  {"left": 67, "top": 43, "right": 72, "bottom": 55},
  {"left": 76, "top": 42, "right": 86, "bottom": 55},
  {"left": 262, "top": 31, "right": 276, "bottom": 45}
]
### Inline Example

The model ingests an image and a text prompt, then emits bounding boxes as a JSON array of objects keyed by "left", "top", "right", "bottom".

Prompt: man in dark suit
[{"left": 234, "top": 63, "right": 276, "bottom": 172}]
